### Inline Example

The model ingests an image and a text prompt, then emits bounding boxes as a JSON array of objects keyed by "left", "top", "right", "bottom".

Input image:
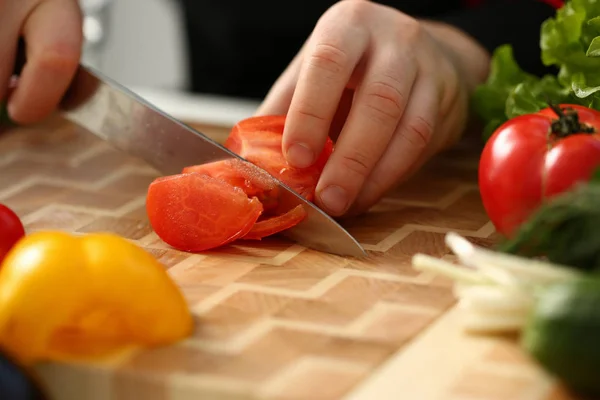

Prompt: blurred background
[
  {"left": 79, "top": 0, "right": 187, "bottom": 89},
  {"left": 78, "top": 0, "right": 260, "bottom": 126}
]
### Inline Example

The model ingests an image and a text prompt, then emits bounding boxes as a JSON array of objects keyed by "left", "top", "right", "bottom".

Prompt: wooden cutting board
[{"left": 0, "top": 115, "right": 581, "bottom": 400}]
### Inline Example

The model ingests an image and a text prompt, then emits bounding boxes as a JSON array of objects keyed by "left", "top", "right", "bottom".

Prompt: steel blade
[{"left": 58, "top": 65, "right": 367, "bottom": 257}]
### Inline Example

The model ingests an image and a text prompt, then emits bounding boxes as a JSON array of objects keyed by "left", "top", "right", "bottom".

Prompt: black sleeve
[{"left": 433, "top": 0, "right": 558, "bottom": 77}]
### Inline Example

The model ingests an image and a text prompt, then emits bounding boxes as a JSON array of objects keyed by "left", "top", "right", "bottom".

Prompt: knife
[{"left": 44, "top": 63, "right": 366, "bottom": 258}]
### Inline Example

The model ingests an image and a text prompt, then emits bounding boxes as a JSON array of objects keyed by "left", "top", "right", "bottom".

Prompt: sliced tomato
[
  {"left": 182, "top": 159, "right": 280, "bottom": 212},
  {"left": 146, "top": 172, "right": 263, "bottom": 252},
  {"left": 242, "top": 204, "right": 307, "bottom": 240},
  {"left": 224, "top": 115, "right": 334, "bottom": 201},
  {"left": 182, "top": 159, "right": 276, "bottom": 197}
]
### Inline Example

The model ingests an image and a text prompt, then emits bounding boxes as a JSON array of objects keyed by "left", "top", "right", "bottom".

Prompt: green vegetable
[
  {"left": 413, "top": 231, "right": 600, "bottom": 395},
  {"left": 498, "top": 178, "right": 600, "bottom": 272},
  {"left": 541, "top": 0, "right": 600, "bottom": 87},
  {"left": 522, "top": 276, "right": 600, "bottom": 397},
  {"left": 473, "top": 0, "right": 600, "bottom": 141}
]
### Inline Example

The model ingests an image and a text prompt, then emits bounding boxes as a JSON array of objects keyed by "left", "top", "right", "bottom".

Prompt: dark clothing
[{"left": 176, "top": 0, "right": 559, "bottom": 99}]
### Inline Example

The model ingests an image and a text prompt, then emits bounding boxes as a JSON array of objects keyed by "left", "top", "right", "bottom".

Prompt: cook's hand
[
  {"left": 257, "top": 0, "right": 489, "bottom": 216},
  {"left": 1, "top": 0, "right": 83, "bottom": 124}
]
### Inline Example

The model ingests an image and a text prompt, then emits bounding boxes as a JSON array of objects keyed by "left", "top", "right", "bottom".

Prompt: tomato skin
[
  {"left": 0, "top": 204, "right": 25, "bottom": 263},
  {"left": 146, "top": 173, "right": 263, "bottom": 252},
  {"left": 479, "top": 104, "right": 600, "bottom": 237},
  {"left": 225, "top": 115, "right": 334, "bottom": 201},
  {"left": 242, "top": 204, "right": 307, "bottom": 240}
]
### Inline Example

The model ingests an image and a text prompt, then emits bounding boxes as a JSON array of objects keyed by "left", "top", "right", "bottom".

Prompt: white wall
[{"left": 81, "top": 0, "right": 189, "bottom": 90}]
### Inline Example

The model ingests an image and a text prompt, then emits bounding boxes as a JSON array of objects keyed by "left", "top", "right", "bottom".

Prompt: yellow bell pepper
[{"left": 0, "top": 231, "right": 193, "bottom": 365}]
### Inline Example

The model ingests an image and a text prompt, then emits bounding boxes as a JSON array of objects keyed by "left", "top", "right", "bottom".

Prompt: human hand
[
  {"left": 256, "top": 0, "right": 490, "bottom": 217},
  {"left": 1, "top": 0, "right": 83, "bottom": 124}
]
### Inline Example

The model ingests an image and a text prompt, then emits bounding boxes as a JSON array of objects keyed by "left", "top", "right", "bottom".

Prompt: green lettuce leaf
[
  {"left": 473, "top": 0, "right": 600, "bottom": 142},
  {"left": 505, "top": 76, "right": 573, "bottom": 119},
  {"left": 591, "top": 166, "right": 600, "bottom": 184},
  {"left": 472, "top": 45, "right": 536, "bottom": 139},
  {"left": 586, "top": 36, "right": 600, "bottom": 56},
  {"left": 541, "top": 0, "right": 600, "bottom": 95},
  {"left": 471, "top": 45, "right": 533, "bottom": 122},
  {"left": 472, "top": 46, "right": 576, "bottom": 141}
]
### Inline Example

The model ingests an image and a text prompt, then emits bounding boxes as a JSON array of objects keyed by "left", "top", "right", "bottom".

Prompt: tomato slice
[
  {"left": 146, "top": 173, "right": 263, "bottom": 252},
  {"left": 224, "top": 115, "right": 334, "bottom": 201},
  {"left": 242, "top": 204, "right": 307, "bottom": 240},
  {"left": 182, "top": 159, "right": 280, "bottom": 212},
  {"left": 0, "top": 204, "right": 25, "bottom": 263},
  {"left": 182, "top": 159, "right": 277, "bottom": 197}
]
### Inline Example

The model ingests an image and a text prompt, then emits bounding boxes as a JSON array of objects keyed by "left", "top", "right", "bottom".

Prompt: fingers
[
  {"left": 0, "top": 3, "right": 23, "bottom": 106},
  {"left": 282, "top": 7, "right": 369, "bottom": 169},
  {"left": 313, "top": 44, "right": 418, "bottom": 215},
  {"left": 351, "top": 75, "right": 438, "bottom": 214},
  {"left": 8, "top": 0, "right": 83, "bottom": 124}
]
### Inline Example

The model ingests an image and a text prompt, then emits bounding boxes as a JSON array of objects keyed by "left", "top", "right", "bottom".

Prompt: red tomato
[
  {"left": 0, "top": 204, "right": 25, "bottom": 263},
  {"left": 183, "top": 159, "right": 280, "bottom": 212},
  {"left": 146, "top": 173, "right": 263, "bottom": 252},
  {"left": 243, "top": 204, "right": 307, "bottom": 240},
  {"left": 479, "top": 104, "right": 600, "bottom": 237},
  {"left": 224, "top": 115, "right": 334, "bottom": 201},
  {"left": 147, "top": 115, "right": 335, "bottom": 252}
]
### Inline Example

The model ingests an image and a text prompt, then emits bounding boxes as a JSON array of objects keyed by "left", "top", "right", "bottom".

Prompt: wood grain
[{"left": 0, "top": 115, "right": 580, "bottom": 400}]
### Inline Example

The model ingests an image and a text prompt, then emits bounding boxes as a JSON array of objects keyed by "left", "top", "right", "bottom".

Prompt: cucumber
[
  {"left": 522, "top": 276, "right": 600, "bottom": 396},
  {"left": 498, "top": 182, "right": 600, "bottom": 272}
]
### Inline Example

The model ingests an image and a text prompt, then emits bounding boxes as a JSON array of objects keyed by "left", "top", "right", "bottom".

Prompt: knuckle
[
  {"left": 307, "top": 42, "right": 348, "bottom": 75},
  {"left": 394, "top": 15, "right": 423, "bottom": 43},
  {"left": 37, "top": 45, "right": 81, "bottom": 74},
  {"left": 295, "top": 106, "right": 328, "bottom": 123},
  {"left": 328, "top": 0, "right": 369, "bottom": 23},
  {"left": 339, "top": 150, "right": 372, "bottom": 178},
  {"left": 439, "top": 62, "right": 461, "bottom": 111},
  {"left": 400, "top": 116, "right": 434, "bottom": 150},
  {"left": 363, "top": 78, "right": 406, "bottom": 122}
]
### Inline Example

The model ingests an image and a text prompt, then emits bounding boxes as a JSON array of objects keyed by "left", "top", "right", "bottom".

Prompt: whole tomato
[
  {"left": 0, "top": 204, "right": 25, "bottom": 262},
  {"left": 479, "top": 104, "right": 600, "bottom": 237}
]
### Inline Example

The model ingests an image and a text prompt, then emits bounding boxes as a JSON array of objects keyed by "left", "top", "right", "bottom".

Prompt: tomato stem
[{"left": 548, "top": 103, "right": 595, "bottom": 138}]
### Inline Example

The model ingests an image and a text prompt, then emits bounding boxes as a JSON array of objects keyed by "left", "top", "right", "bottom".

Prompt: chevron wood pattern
[{"left": 0, "top": 115, "right": 578, "bottom": 400}]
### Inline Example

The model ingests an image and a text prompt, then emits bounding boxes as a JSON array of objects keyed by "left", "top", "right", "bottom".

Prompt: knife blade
[{"left": 55, "top": 65, "right": 367, "bottom": 258}]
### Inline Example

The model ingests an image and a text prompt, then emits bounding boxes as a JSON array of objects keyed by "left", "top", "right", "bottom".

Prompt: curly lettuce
[{"left": 473, "top": 0, "right": 600, "bottom": 141}]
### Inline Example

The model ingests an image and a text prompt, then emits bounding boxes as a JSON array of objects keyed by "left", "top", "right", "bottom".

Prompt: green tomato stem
[{"left": 547, "top": 103, "right": 595, "bottom": 138}]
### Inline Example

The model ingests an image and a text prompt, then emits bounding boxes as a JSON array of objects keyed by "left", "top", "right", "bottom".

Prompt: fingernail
[
  {"left": 286, "top": 143, "right": 314, "bottom": 168},
  {"left": 319, "top": 185, "right": 349, "bottom": 215}
]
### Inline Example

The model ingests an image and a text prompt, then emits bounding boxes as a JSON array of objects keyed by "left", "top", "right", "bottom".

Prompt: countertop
[{"left": 0, "top": 90, "right": 580, "bottom": 400}]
